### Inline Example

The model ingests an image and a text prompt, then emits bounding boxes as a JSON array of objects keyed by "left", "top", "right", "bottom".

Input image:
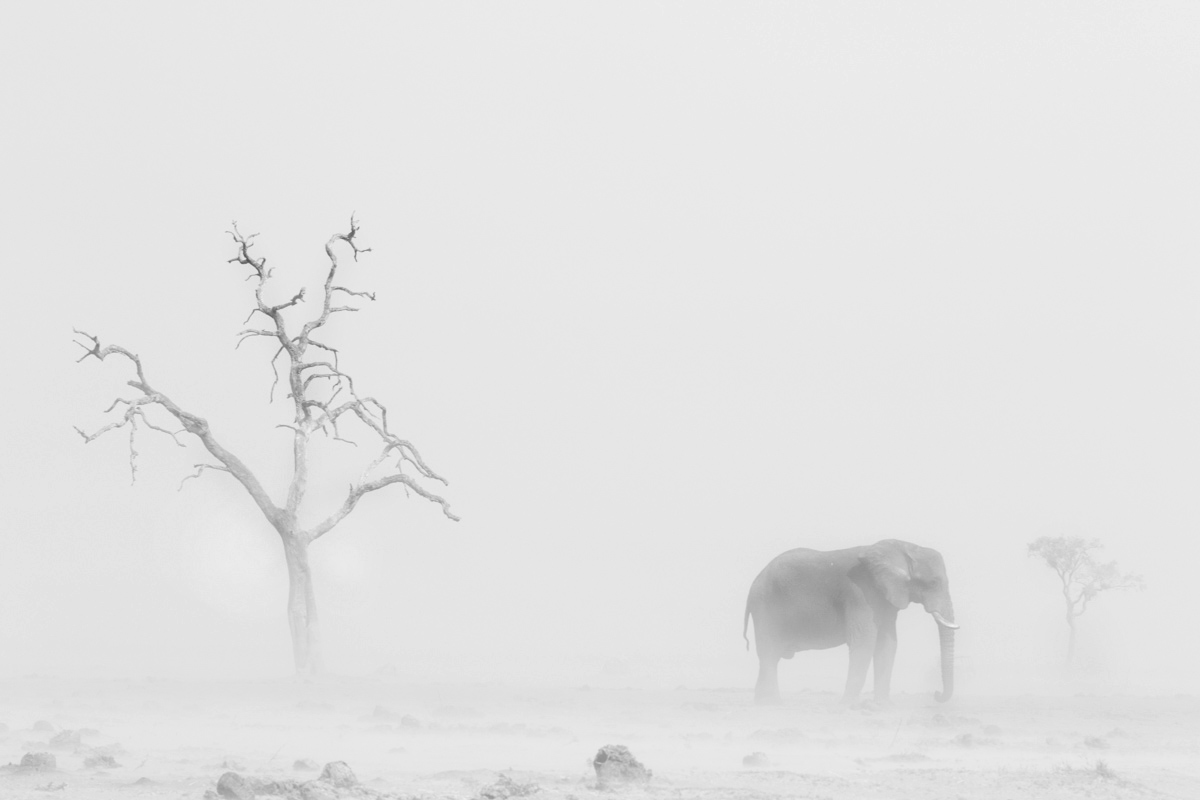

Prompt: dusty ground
[{"left": 1, "top": 676, "right": 1197, "bottom": 799}]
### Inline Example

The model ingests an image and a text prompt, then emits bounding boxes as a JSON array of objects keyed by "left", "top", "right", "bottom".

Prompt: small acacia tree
[
  {"left": 1027, "top": 536, "right": 1143, "bottom": 668},
  {"left": 75, "top": 218, "right": 458, "bottom": 674}
]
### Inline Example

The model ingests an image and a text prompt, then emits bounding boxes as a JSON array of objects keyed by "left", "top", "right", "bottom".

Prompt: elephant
[{"left": 743, "top": 539, "right": 958, "bottom": 704}]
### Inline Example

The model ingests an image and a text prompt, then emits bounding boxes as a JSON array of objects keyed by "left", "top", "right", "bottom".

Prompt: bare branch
[
  {"left": 307, "top": 339, "right": 340, "bottom": 362},
  {"left": 302, "top": 370, "right": 348, "bottom": 392},
  {"left": 179, "top": 463, "right": 232, "bottom": 491},
  {"left": 295, "top": 218, "right": 372, "bottom": 348},
  {"left": 73, "top": 330, "right": 147, "bottom": 384},
  {"left": 268, "top": 346, "right": 286, "bottom": 402},
  {"left": 362, "top": 445, "right": 394, "bottom": 478},
  {"left": 227, "top": 223, "right": 270, "bottom": 280},
  {"left": 332, "top": 286, "right": 376, "bottom": 301},
  {"left": 321, "top": 416, "right": 358, "bottom": 448},
  {"left": 102, "top": 397, "right": 135, "bottom": 414},
  {"left": 73, "top": 333, "right": 100, "bottom": 361},
  {"left": 351, "top": 400, "right": 448, "bottom": 484},
  {"left": 312, "top": 394, "right": 448, "bottom": 488},
  {"left": 74, "top": 397, "right": 183, "bottom": 483},
  {"left": 306, "top": 471, "right": 458, "bottom": 543},
  {"left": 339, "top": 213, "right": 372, "bottom": 261},
  {"left": 269, "top": 287, "right": 306, "bottom": 314},
  {"left": 138, "top": 413, "right": 188, "bottom": 446},
  {"left": 75, "top": 333, "right": 283, "bottom": 525},
  {"left": 227, "top": 224, "right": 305, "bottom": 382},
  {"left": 236, "top": 329, "right": 278, "bottom": 349},
  {"left": 127, "top": 425, "right": 137, "bottom": 484},
  {"left": 74, "top": 420, "right": 124, "bottom": 444}
]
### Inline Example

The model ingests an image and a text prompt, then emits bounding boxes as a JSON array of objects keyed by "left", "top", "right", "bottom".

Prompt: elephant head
[{"left": 861, "top": 539, "right": 958, "bottom": 702}]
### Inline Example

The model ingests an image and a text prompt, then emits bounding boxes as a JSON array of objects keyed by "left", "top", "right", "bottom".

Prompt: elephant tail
[{"left": 742, "top": 597, "right": 752, "bottom": 651}]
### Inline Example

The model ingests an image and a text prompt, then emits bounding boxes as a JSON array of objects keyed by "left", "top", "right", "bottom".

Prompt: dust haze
[{"left": 1, "top": 3, "right": 1198, "bottom": 798}]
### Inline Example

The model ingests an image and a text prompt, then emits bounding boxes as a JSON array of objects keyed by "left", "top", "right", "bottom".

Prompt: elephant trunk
[{"left": 933, "top": 600, "right": 956, "bottom": 703}]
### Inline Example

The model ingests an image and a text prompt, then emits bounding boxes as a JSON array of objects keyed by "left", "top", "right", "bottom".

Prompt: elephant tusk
[{"left": 932, "top": 611, "right": 959, "bottom": 630}]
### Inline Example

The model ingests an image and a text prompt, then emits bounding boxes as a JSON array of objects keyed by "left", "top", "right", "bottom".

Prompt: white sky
[{"left": 1, "top": 3, "right": 1198, "bottom": 694}]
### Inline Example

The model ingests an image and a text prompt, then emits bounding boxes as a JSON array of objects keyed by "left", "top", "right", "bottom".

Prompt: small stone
[
  {"left": 216, "top": 771, "right": 254, "bottom": 800},
  {"left": 20, "top": 752, "right": 56, "bottom": 771},
  {"left": 476, "top": 773, "right": 541, "bottom": 799},
  {"left": 32, "top": 721, "right": 55, "bottom": 733},
  {"left": 593, "top": 744, "right": 651, "bottom": 786},
  {"left": 742, "top": 752, "right": 770, "bottom": 767},
  {"left": 319, "top": 761, "right": 357, "bottom": 788},
  {"left": 293, "top": 758, "right": 320, "bottom": 771}
]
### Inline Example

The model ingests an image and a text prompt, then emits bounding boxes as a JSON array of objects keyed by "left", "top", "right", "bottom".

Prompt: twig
[{"left": 179, "top": 463, "right": 232, "bottom": 491}]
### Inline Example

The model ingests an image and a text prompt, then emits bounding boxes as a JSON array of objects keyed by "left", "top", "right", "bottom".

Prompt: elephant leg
[
  {"left": 755, "top": 654, "right": 782, "bottom": 705},
  {"left": 842, "top": 622, "right": 877, "bottom": 703},
  {"left": 872, "top": 620, "right": 898, "bottom": 702}
]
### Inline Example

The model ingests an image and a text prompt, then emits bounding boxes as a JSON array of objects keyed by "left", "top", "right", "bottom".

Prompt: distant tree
[
  {"left": 1027, "top": 536, "right": 1143, "bottom": 668},
  {"left": 75, "top": 218, "right": 458, "bottom": 675}
]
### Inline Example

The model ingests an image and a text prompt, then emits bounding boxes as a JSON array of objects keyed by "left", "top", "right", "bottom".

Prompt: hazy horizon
[{"left": 2, "top": 3, "right": 1198, "bottom": 701}]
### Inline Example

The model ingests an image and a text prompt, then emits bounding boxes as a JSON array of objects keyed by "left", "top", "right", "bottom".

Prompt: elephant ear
[{"left": 861, "top": 540, "right": 913, "bottom": 609}]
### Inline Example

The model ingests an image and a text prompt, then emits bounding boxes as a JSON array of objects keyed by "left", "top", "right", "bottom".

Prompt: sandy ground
[{"left": 1, "top": 676, "right": 1197, "bottom": 799}]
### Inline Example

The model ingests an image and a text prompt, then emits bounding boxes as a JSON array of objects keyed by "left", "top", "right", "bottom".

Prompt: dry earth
[{"left": 1, "top": 676, "right": 1197, "bottom": 799}]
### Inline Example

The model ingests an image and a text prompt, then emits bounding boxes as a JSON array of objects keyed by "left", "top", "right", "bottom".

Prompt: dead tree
[
  {"left": 1027, "top": 536, "right": 1143, "bottom": 669},
  {"left": 75, "top": 218, "right": 457, "bottom": 675}
]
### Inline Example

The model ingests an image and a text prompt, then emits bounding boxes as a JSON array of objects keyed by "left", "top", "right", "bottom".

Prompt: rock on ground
[
  {"left": 742, "top": 752, "right": 771, "bottom": 767},
  {"left": 319, "top": 761, "right": 358, "bottom": 788},
  {"left": 593, "top": 744, "right": 651, "bottom": 786},
  {"left": 20, "top": 752, "right": 56, "bottom": 771},
  {"left": 216, "top": 771, "right": 255, "bottom": 800}
]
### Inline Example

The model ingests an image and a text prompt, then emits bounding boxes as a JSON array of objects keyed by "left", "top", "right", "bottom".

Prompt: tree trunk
[
  {"left": 283, "top": 535, "right": 321, "bottom": 675},
  {"left": 1066, "top": 615, "right": 1076, "bottom": 671}
]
